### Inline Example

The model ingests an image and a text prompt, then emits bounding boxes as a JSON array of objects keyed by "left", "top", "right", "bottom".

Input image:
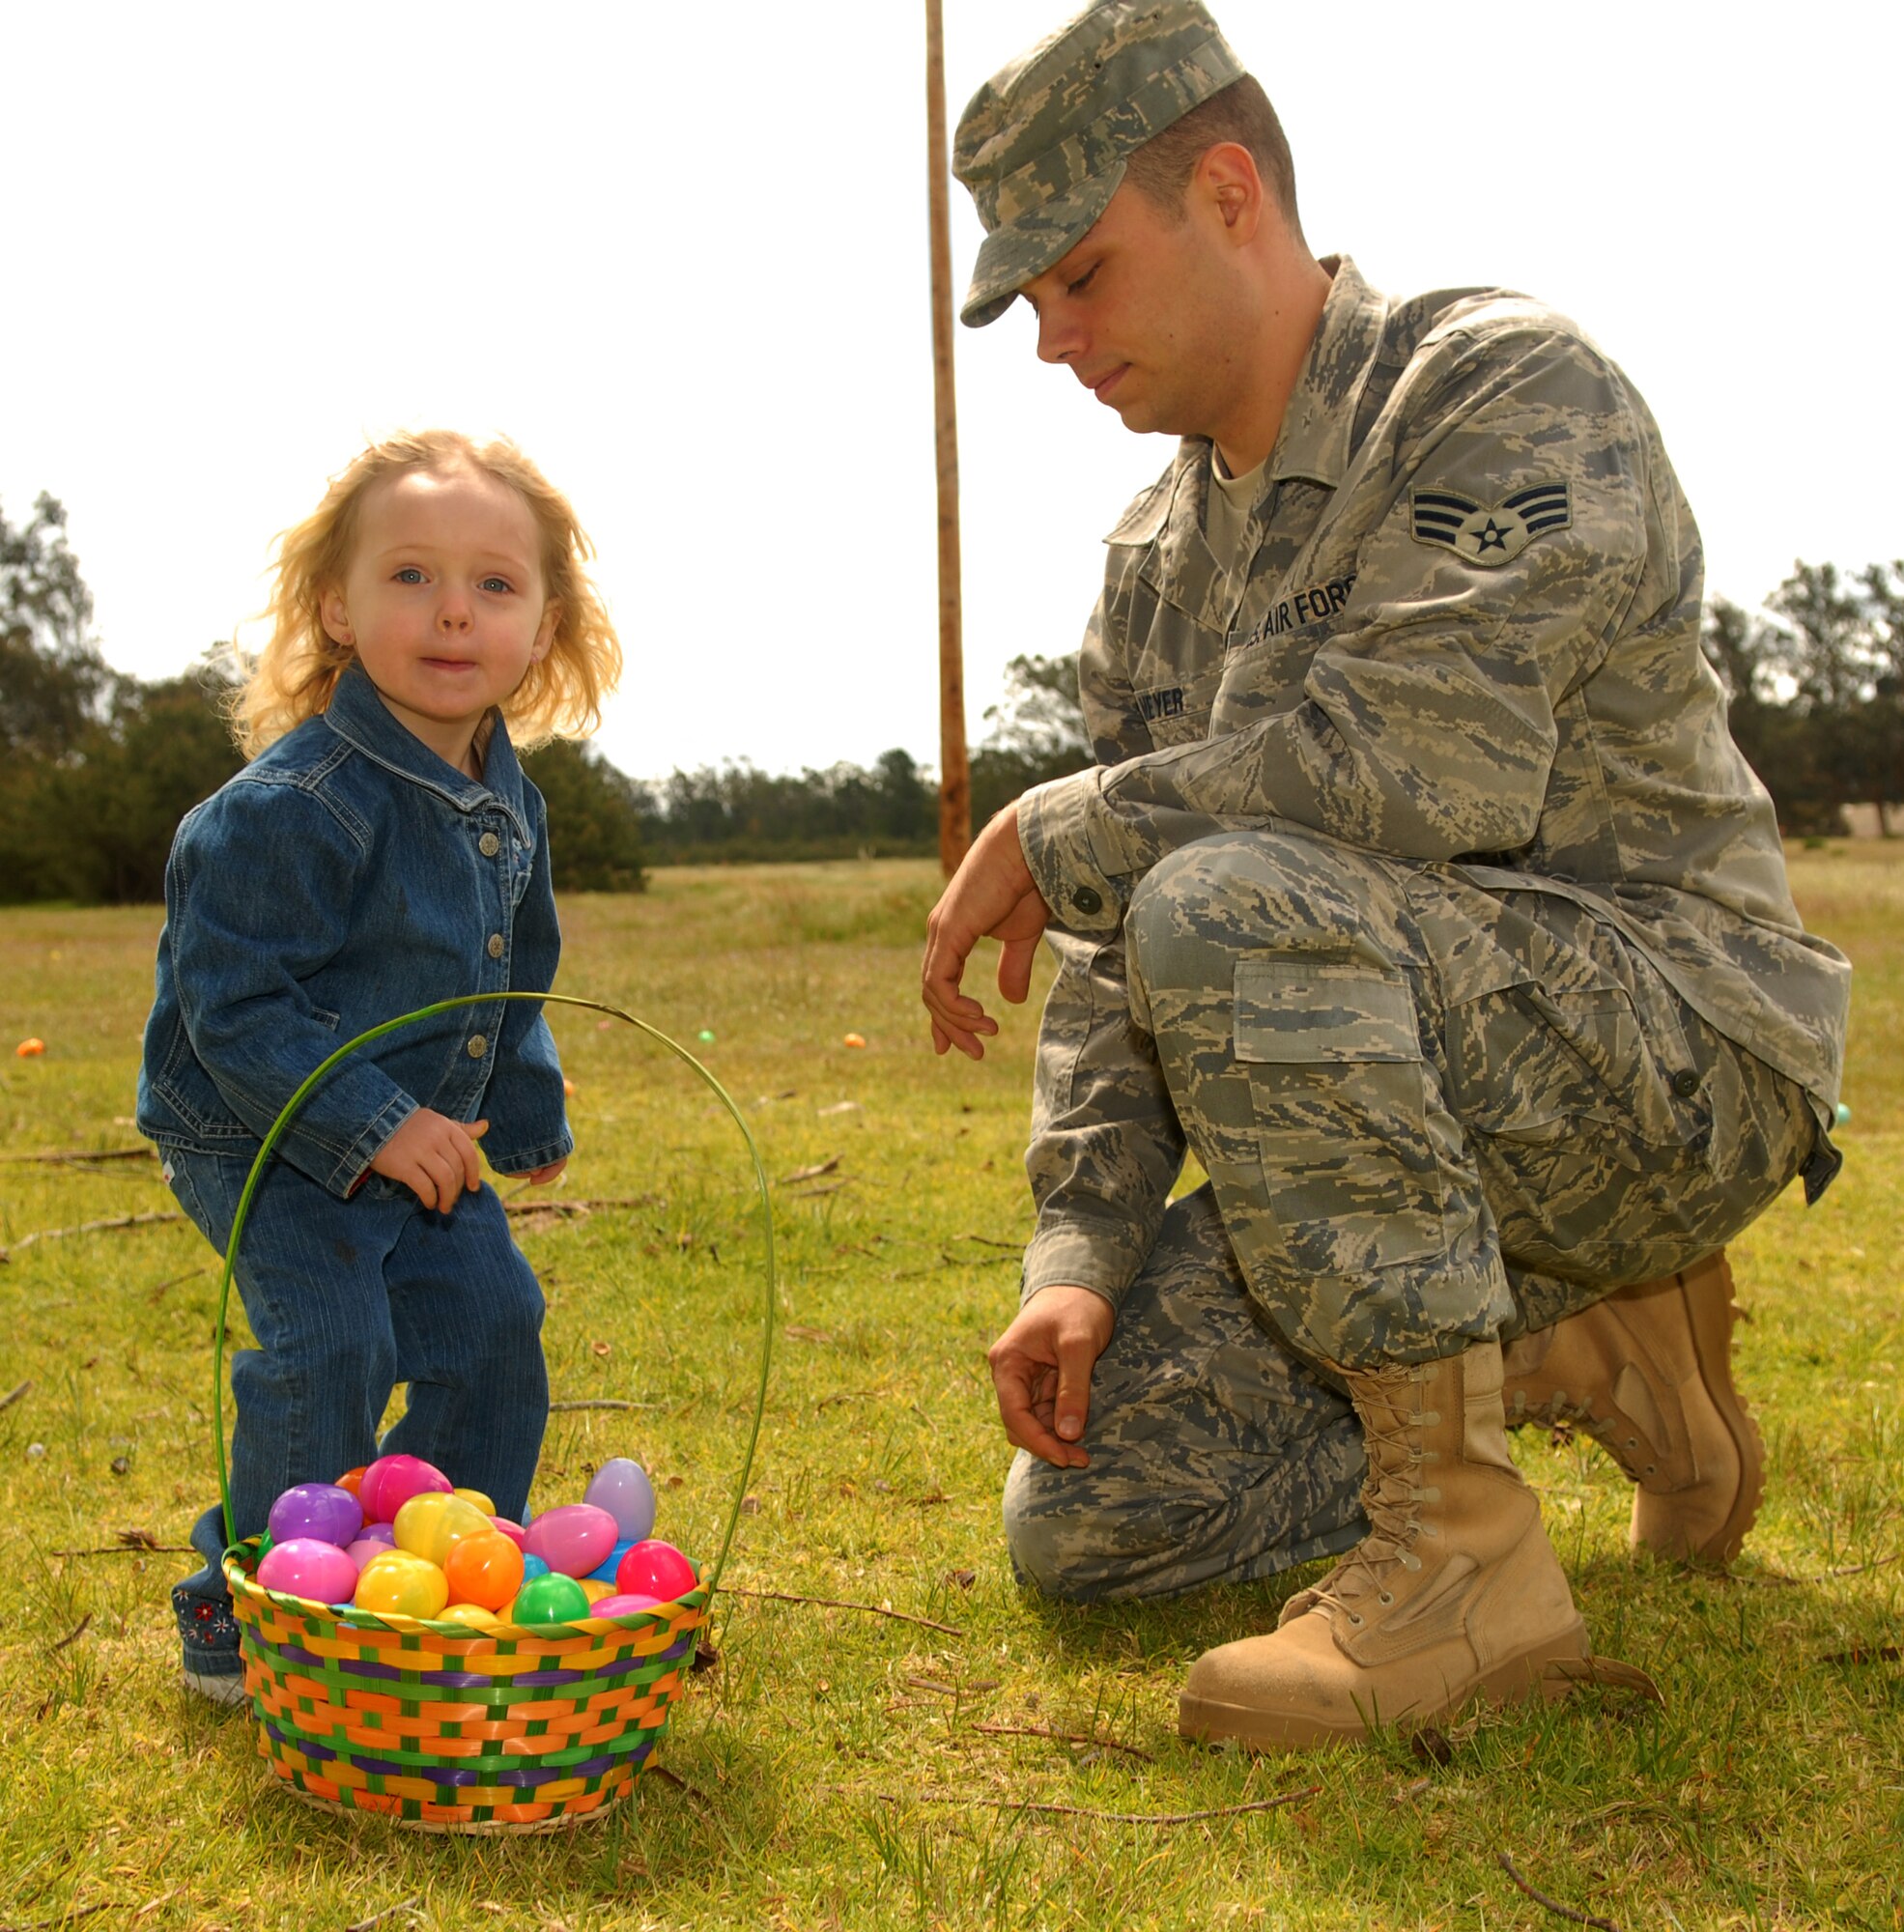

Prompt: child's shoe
[{"left": 174, "top": 1568, "right": 245, "bottom": 1707}]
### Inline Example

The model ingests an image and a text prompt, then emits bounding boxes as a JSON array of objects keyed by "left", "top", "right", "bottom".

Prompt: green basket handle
[{"left": 213, "top": 990, "right": 776, "bottom": 1599}]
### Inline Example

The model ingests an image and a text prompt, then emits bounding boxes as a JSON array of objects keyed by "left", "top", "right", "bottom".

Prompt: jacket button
[
  {"left": 1672, "top": 1069, "right": 1700, "bottom": 1097},
  {"left": 487, "top": 934, "right": 504, "bottom": 958},
  {"left": 1071, "top": 885, "right": 1103, "bottom": 916},
  {"left": 467, "top": 1036, "right": 488, "bottom": 1058},
  {"left": 479, "top": 832, "right": 501, "bottom": 858}
]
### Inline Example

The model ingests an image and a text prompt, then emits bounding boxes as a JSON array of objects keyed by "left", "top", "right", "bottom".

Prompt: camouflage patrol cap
[{"left": 952, "top": 1, "right": 1246, "bottom": 327}]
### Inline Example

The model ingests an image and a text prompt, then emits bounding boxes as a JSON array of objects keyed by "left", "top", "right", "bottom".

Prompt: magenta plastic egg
[
  {"left": 257, "top": 1537, "right": 360, "bottom": 1605},
  {"left": 358, "top": 1454, "right": 451, "bottom": 1524},
  {"left": 583, "top": 1459, "right": 657, "bottom": 1542},
  {"left": 488, "top": 1515, "right": 528, "bottom": 1549},
  {"left": 268, "top": 1482, "right": 364, "bottom": 1548},
  {"left": 591, "top": 1591, "right": 665, "bottom": 1618},
  {"left": 524, "top": 1503, "right": 618, "bottom": 1578},
  {"left": 613, "top": 1539, "right": 697, "bottom": 1603}
]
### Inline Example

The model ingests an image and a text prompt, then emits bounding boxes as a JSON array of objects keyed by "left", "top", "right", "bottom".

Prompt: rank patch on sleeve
[{"left": 1409, "top": 482, "right": 1572, "bottom": 568}]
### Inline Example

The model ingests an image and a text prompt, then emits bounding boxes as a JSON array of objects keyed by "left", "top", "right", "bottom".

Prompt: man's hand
[
  {"left": 922, "top": 803, "right": 1050, "bottom": 1060},
  {"left": 371, "top": 1110, "right": 488, "bottom": 1211},
  {"left": 987, "top": 1284, "right": 1116, "bottom": 1469}
]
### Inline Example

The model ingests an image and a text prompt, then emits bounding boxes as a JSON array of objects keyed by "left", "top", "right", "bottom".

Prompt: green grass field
[{"left": 0, "top": 848, "right": 1898, "bottom": 1931}]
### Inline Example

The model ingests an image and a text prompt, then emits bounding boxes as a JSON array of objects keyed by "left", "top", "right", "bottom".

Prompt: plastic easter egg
[
  {"left": 488, "top": 1516, "right": 528, "bottom": 1550},
  {"left": 443, "top": 1528, "right": 526, "bottom": 1611},
  {"left": 525, "top": 1503, "right": 619, "bottom": 1578},
  {"left": 453, "top": 1486, "right": 496, "bottom": 1515},
  {"left": 591, "top": 1591, "right": 665, "bottom": 1619},
  {"left": 355, "top": 1520, "right": 395, "bottom": 1548},
  {"left": 509, "top": 1572, "right": 590, "bottom": 1625},
  {"left": 258, "top": 1537, "right": 361, "bottom": 1605},
  {"left": 345, "top": 1537, "right": 391, "bottom": 1572},
  {"left": 394, "top": 1492, "right": 492, "bottom": 1567},
  {"left": 578, "top": 1577, "right": 615, "bottom": 1604},
  {"left": 614, "top": 1539, "right": 697, "bottom": 1604},
  {"left": 589, "top": 1539, "right": 637, "bottom": 1584},
  {"left": 521, "top": 1552, "right": 550, "bottom": 1581},
  {"left": 354, "top": 1549, "right": 450, "bottom": 1619},
  {"left": 358, "top": 1453, "right": 451, "bottom": 1524},
  {"left": 268, "top": 1481, "right": 363, "bottom": 1548},
  {"left": 583, "top": 1459, "right": 657, "bottom": 1543},
  {"left": 335, "top": 1465, "right": 367, "bottom": 1498},
  {"left": 440, "top": 1603, "right": 500, "bottom": 1629}
]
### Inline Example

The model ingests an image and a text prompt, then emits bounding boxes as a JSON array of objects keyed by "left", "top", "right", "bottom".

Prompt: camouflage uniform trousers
[{"left": 1005, "top": 825, "right": 1817, "bottom": 1602}]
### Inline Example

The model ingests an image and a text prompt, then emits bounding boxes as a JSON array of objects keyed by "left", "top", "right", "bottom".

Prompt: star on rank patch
[{"left": 1409, "top": 482, "right": 1573, "bottom": 568}]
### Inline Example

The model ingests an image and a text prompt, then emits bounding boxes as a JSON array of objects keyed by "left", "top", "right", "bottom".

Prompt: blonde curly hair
[{"left": 230, "top": 429, "right": 621, "bottom": 757}]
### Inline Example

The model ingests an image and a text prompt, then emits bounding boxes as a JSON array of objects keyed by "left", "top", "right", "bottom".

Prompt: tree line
[{"left": 2, "top": 491, "right": 1898, "bottom": 905}]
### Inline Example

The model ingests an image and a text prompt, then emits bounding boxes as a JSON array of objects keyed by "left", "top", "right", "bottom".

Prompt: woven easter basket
[{"left": 212, "top": 993, "right": 776, "bottom": 1833}]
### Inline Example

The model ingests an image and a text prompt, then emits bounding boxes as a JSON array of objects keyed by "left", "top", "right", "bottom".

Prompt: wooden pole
[{"left": 925, "top": 0, "right": 971, "bottom": 876}]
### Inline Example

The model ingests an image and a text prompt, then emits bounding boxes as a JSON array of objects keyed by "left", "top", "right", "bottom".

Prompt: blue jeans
[{"left": 165, "top": 1146, "right": 549, "bottom": 1665}]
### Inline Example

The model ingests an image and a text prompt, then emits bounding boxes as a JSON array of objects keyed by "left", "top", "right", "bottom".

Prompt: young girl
[{"left": 138, "top": 429, "right": 622, "bottom": 1702}]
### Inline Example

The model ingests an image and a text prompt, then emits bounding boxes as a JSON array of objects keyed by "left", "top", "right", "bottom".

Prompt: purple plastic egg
[
  {"left": 268, "top": 1482, "right": 363, "bottom": 1548},
  {"left": 357, "top": 1520, "right": 396, "bottom": 1547},
  {"left": 583, "top": 1459, "right": 658, "bottom": 1542},
  {"left": 257, "top": 1537, "right": 361, "bottom": 1605},
  {"left": 524, "top": 1503, "right": 619, "bottom": 1578}
]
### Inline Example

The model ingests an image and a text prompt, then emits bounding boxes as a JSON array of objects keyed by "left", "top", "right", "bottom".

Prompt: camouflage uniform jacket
[{"left": 1016, "top": 256, "right": 1851, "bottom": 1308}]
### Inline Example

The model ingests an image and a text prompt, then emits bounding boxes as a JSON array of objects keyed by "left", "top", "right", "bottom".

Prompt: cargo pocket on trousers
[
  {"left": 1233, "top": 959, "right": 1448, "bottom": 1272},
  {"left": 1445, "top": 975, "right": 1703, "bottom": 1153}
]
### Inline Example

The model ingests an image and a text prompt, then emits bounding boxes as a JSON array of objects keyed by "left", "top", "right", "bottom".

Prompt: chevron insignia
[{"left": 1409, "top": 481, "right": 1573, "bottom": 568}]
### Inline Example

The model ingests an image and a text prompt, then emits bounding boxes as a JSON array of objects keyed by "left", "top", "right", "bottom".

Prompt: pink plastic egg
[
  {"left": 488, "top": 1515, "right": 528, "bottom": 1549},
  {"left": 358, "top": 1454, "right": 452, "bottom": 1524},
  {"left": 613, "top": 1539, "right": 697, "bottom": 1604},
  {"left": 344, "top": 1538, "right": 391, "bottom": 1572},
  {"left": 257, "top": 1537, "right": 360, "bottom": 1606},
  {"left": 524, "top": 1503, "right": 619, "bottom": 1578},
  {"left": 591, "top": 1591, "right": 665, "bottom": 1618}
]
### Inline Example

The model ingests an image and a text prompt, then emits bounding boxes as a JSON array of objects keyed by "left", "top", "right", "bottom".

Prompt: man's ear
[
  {"left": 1195, "top": 140, "right": 1265, "bottom": 242},
  {"left": 531, "top": 604, "right": 559, "bottom": 664},
  {"left": 319, "top": 585, "right": 355, "bottom": 647}
]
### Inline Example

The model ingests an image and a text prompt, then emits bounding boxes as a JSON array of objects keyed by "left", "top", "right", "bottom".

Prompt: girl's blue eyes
[{"left": 389, "top": 569, "right": 514, "bottom": 593}]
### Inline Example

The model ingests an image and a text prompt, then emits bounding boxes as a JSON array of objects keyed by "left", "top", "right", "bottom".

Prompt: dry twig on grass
[
  {"left": 971, "top": 1719, "right": 1153, "bottom": 1761},
  {"left": 0, "top": 1380, "right": 29, "bottom": 1413},
  {"left": 0, "top": 1210, "right": 184, "bottom": 1262},
  {"left": 341, "top": 1898, "right": 423, "bottom": 1932},
  {"left": 647, "top": 1763, "right": 715, "bottom": 1809},
  {"left": 547, "top": 1398, "right": 665, "bottom": 1413},
  {"left": 1497, "top": 1851, "right": 1622, "bottom": 1931},
  {"left": 53, "top": 1528, "right": 191, "bottom": 1558},
  {"left": 0, "top": 1145, "right": 156, "bottom": 1165},
  {"left": 875, "top": 1785, "right": 1320, "bottom": 1826},
  {"left": 779, "top": 1156, "right": 839, "bottom": 1184},
  {"left": 49, "top": 1614, "right": 92, "bottom": 1653},
  {"left": 0, "top": 1903, "right": 128, "bottom": 1931},
  {"left": 725, "top": 1585, "right": 963, "bottom": 1636}
]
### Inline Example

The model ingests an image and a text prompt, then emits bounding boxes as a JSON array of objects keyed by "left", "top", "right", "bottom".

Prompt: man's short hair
[{"left": 1121, "top": 77, "right": 1301, "bottom": 238}]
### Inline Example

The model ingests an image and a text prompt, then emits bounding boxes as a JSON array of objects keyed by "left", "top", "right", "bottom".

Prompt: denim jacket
[{"left": 137, "top": 662, "right": 572, "bottom": 1196}]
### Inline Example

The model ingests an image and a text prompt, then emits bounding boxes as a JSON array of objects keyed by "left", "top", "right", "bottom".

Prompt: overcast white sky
[{"left": 4, "top": 2, "right": 1898, "bottom": 782}]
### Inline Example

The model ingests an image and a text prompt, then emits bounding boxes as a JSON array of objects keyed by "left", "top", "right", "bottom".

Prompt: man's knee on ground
[{"left": 1001, "top": 1454, "right": 1124, "bottom": 1603}]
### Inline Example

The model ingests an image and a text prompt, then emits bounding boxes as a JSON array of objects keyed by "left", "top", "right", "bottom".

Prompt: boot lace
[{"left": 1307, "top": 1367, "right": 1437, "bottom": 1624}]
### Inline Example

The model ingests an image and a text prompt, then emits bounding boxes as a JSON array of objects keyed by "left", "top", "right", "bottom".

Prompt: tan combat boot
[
  {"left": 1502, "top": 1250, "right": 1762, "bottom": 1566},
  {"left": 1178, "top": 1339, "right": 1592, "bottom": 1749}
]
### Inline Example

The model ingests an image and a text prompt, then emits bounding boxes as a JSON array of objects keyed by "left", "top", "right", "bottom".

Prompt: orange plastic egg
[{"left": 442, "top": 1528, "right": 526, "bottom": 1611}]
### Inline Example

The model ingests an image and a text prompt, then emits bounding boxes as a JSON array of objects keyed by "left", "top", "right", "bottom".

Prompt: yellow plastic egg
[
  {"left": 453, "top": 1487, "right": 497, "bottom": 1516},
  {"left": 393, "top": 1492, "right": 492, "bottom": 1567},
  {"left": 578, "top": 1577, "right": 615, "bottom": 1604},
  {"left": 440, "top": 1602, "right": 500, "bottom": 1629},
  {"left": 354, "top": 1548, "right": 450, "bottom": 1619}
]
